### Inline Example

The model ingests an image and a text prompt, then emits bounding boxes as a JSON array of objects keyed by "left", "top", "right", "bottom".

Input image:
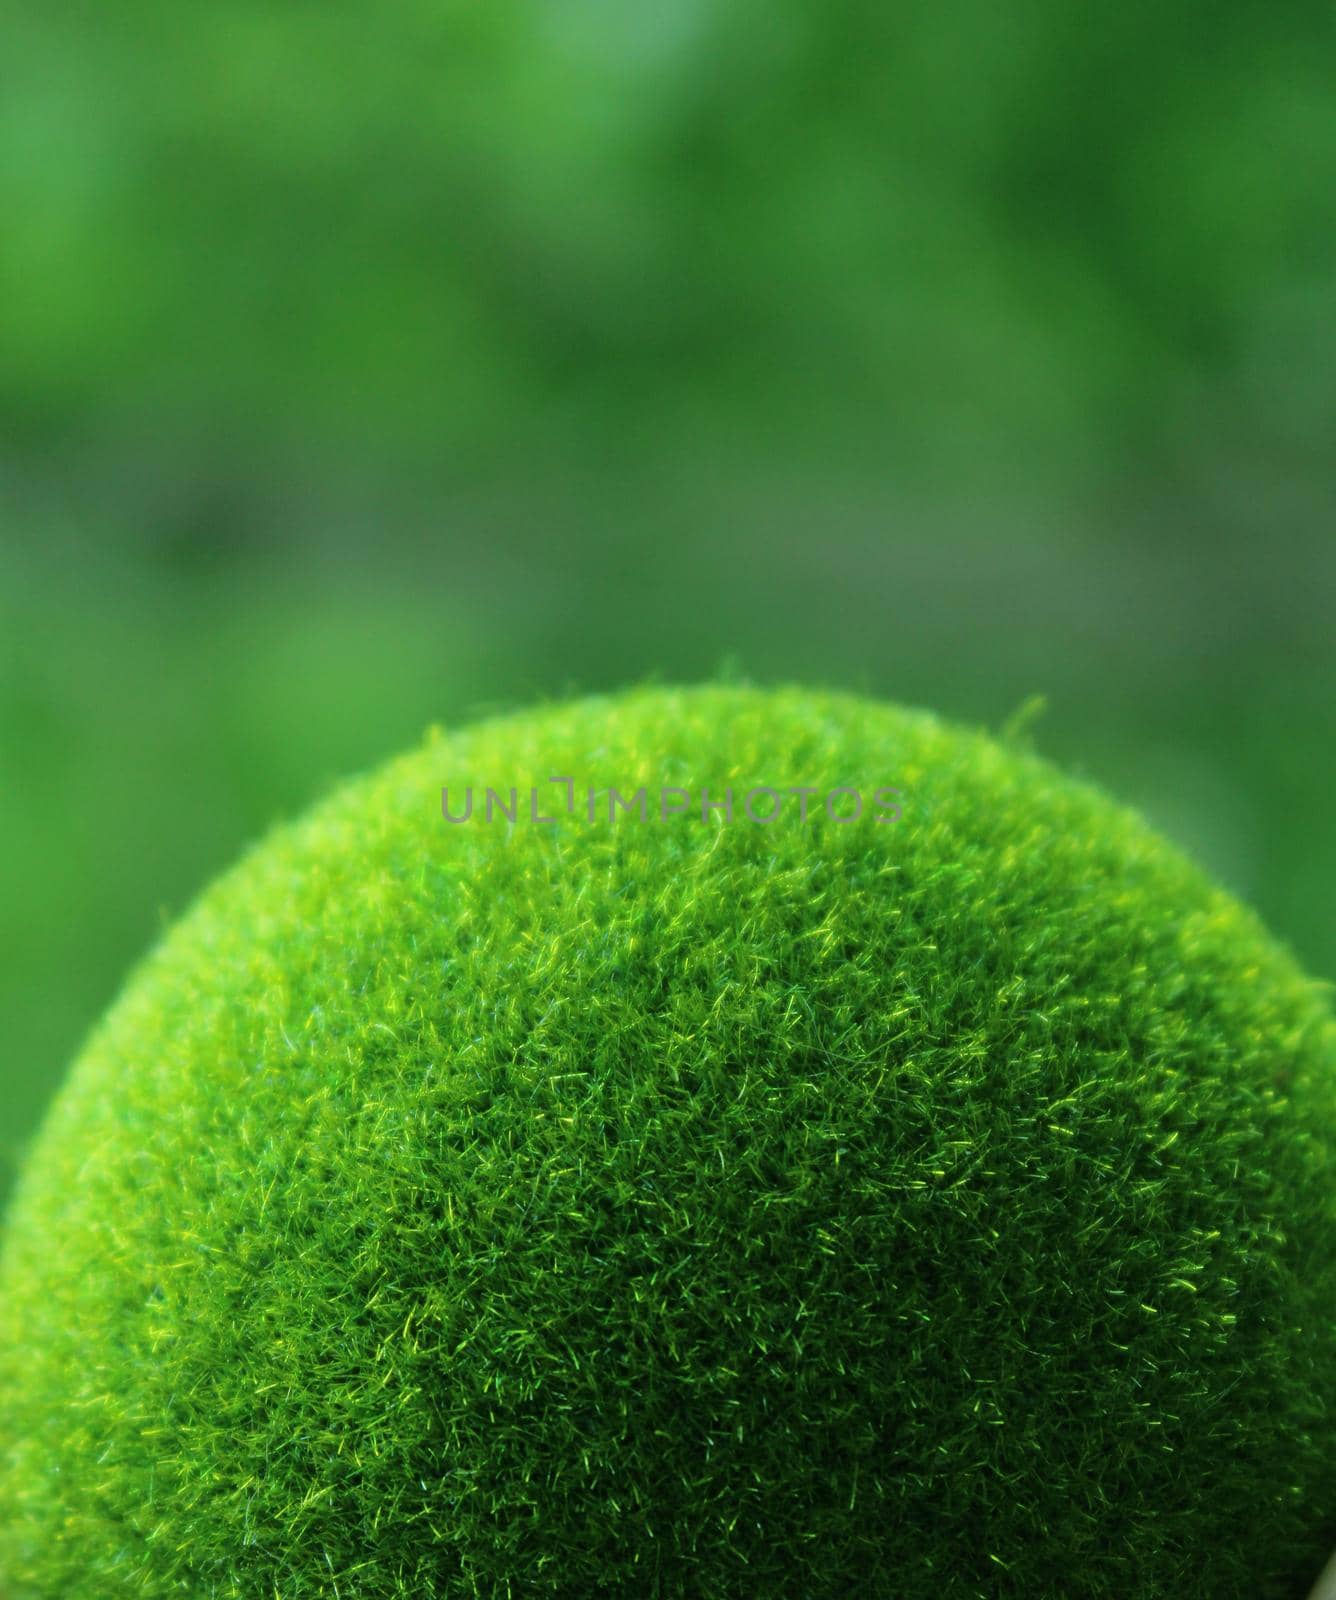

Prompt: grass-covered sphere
[{"left": 3, "top": 683, "right": 1335, "bottom": 1599}]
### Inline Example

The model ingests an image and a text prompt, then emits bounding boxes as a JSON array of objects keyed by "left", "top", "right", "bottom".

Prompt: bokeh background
[{"left": 3, "top": 0, "right": 1334, "bottom": 1201}]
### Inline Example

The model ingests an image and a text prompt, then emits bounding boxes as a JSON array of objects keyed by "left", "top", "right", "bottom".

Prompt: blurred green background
[{"left": 2, "top": 0, "right": 1334, "bottom": 1199}]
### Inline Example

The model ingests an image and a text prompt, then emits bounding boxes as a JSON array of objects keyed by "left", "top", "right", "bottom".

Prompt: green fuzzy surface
[{"left": 3, "top": 683, "right": 1336, "bottom": 1598}]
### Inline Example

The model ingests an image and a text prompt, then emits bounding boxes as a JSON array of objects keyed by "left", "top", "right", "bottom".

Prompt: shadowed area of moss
[{"left": 2, "top": 683, "right": 1335, "bottom": 1598}]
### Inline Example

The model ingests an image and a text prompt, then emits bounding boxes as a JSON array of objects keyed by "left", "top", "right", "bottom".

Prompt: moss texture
[{"left": 2, "top": 683, "right": 1336, "bottom": 1598}]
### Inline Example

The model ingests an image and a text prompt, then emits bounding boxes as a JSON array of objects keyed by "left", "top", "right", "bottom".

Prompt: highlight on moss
[{"left": 2, "top": 682, "right": 1335, "bottom": 1598}]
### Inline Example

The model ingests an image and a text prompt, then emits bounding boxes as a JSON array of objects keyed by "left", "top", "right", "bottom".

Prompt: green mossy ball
[{"left": 3, "top": 684, "right": 1336, "bottom": 1599}]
